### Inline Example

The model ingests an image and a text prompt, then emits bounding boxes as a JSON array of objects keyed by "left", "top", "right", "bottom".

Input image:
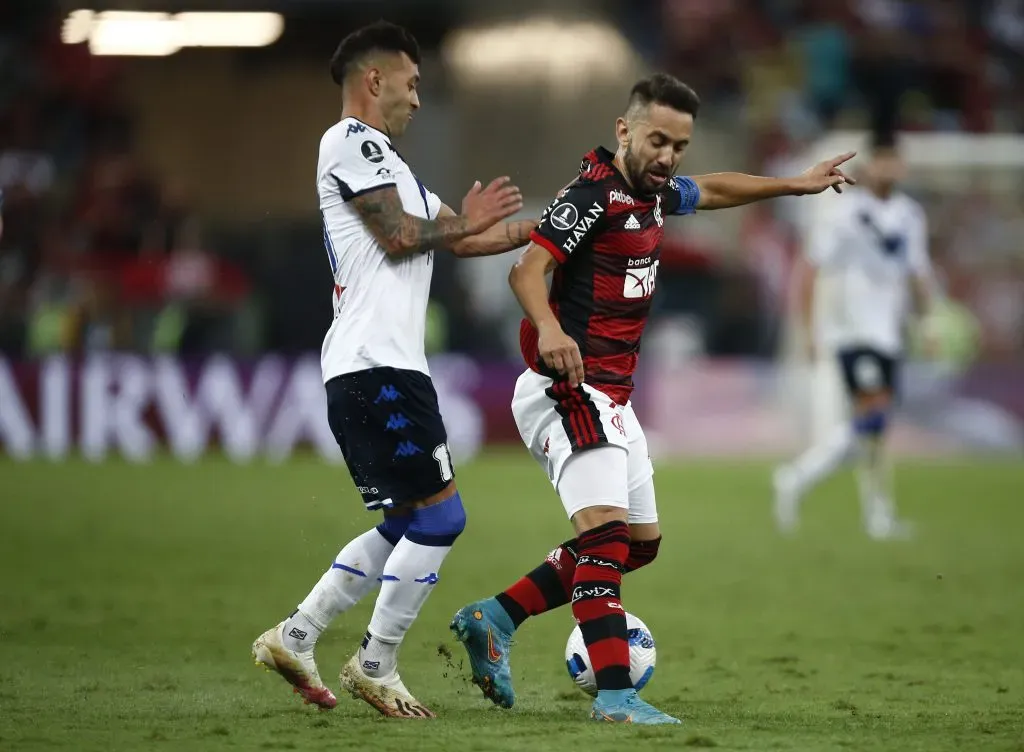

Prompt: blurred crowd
[
  {"left": 1, "top": 0, "right": 1022, "bottom": 363},
  {"left": 0, "top": 5, "right": 249, "bottom": 357}
]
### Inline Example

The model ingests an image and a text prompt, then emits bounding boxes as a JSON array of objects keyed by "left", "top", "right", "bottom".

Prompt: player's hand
[
  {"left": 461, "top": 177, "right": 523, "bottom": 235},
  {"left": 796, "top": 152, "right": 857, "bottom": 195},
  {"left": 538, "top": 323, "right": 585, "bottom": 388}
]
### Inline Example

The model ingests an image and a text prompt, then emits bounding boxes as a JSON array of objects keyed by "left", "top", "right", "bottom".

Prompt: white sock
[
  {"left": 855, "top": 436, "right": 896, "bottom": 525},
  {"left": 358, "top": 537, "right": 451, "bottom": 678},
  {"left": 787, "top": 423, "right": 856, "bottom": 496},
  {"left": 283, "top": 528, "right": 395, "bottom": 652}
]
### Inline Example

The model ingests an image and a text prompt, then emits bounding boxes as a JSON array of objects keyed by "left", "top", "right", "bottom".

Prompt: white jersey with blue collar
[{"left": 317, "top": 117, "right": 443, "bottom": 381}]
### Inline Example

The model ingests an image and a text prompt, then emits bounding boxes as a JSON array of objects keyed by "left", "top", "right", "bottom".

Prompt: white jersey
[
  {"left": 808, "top": 187, "right": 930, "bottom": 356},
  {"left": 317, "top": 117, "right": 443, "bottom": 382}
]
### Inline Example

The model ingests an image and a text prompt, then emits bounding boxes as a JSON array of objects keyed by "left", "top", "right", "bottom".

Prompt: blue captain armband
[{"left": 669, "top": 176, "right": 700, "bottom": 215}]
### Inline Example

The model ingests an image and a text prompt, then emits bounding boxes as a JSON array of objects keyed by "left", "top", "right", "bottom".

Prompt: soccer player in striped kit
[{"left": 451, "top": 73, "right": 856, "bottom": 725}]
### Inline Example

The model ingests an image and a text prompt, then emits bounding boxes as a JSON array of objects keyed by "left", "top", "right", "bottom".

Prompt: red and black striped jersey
[{"left": 521, "top": 146, "right": 701, "bottom": 404}]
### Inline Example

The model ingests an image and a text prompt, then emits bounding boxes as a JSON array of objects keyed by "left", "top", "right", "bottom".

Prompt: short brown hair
[{"left": 628, "top": 73, "right": 700, "bottom": 118}]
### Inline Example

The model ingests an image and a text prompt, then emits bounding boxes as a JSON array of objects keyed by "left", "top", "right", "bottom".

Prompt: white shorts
[{"left": 510, "top": 369, "right": 657, "bottom": 524}]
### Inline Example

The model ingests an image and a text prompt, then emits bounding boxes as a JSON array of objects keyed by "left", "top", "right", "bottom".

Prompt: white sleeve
[
  {"left": 906, "top": 203, "right": 931, "bottom": 276},
  {"left": 423, "top": 186, "right": 442, "bottom": 220},
  {"left": 806, "top": 201, "right": 852, "bottom": 268},
  {"left": 329, "top": 135, "right": 396, "bottom": 201}
]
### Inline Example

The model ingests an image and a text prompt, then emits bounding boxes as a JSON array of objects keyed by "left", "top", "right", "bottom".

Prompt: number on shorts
[{"left": 433, "top": 443, "right": 454, "bottom": 482}]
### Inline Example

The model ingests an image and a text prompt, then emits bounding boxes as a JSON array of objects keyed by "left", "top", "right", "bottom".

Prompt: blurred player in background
[
  {"left": 450, "top": 73, "right": 857, "bottom": 725},
  {"left": 773, "top": 134, "right": 937, "bottom": 540},
  {"left": 252, "top": 21, "right": 534, "bottom": 718}
]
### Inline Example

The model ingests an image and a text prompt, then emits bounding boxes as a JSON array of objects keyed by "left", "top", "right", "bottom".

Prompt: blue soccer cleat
[
  {"left": 449, "top": 598, "right": 516, "bottom": 708},
  {"left": 590, "top": 688, "right": 682, "bottom": 725}
]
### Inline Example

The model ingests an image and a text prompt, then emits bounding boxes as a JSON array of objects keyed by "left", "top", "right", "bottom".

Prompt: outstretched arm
[
  {"left": 350, "top": 186, "right": 472, "bottom": 258},
  {"left": 437, "top": 204, "right": 538, "bottom": 258},
  {"left": 349, "top": 177, "right": 522, "bottom": 259},
  {"left": 691, "top": 152, "right": 857, "bottom": 210}
]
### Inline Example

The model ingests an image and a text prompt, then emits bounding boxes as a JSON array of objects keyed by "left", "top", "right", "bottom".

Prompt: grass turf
[{"left": 1, "top": 453, "right": 1022, "bottom": 751}]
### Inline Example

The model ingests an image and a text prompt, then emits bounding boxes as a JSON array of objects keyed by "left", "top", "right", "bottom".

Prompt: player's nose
[{"left": 410, "top": 92, "right": 420, "bottom": 110}]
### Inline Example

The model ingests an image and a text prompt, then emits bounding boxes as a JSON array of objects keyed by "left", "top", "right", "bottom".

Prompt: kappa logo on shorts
[
  {"left": 414, "top": 572, "right": 440, "bottom": 585},
  {"left": 393, "top": 441, "right": 423, "bottom": 458},
  {"left": 374, "top": 385, "right": 404, "bottom": 404},
  {"left": 385, "top": 413, "right": 412, "bottom": 431}
]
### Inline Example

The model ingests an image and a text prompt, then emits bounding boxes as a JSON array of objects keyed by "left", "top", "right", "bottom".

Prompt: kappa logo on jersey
[
  {"left": 624, "top": 214, "right": 641, "bottom": 230},
  {"left": 345, "top": 122, "right": 367, "bottom": 138},
  {"left": 624, "top": 260, "right": 659, "bottom": 299},
  {"left": 549, "top": 202, "right": 579, "bottom": 231},
  {"left": 609, "top": 189, "right": 635, "bottom": 206},
  {"left": 562, "top": 201, "right": 605, "bottom": 253},
  {"left": 361, "top": 140, "right": 385, "bottom": 164}
]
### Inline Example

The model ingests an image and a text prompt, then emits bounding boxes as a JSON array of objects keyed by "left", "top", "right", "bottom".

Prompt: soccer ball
[{"left": 564, "top": 612, "right": 656, "bottom": 697}]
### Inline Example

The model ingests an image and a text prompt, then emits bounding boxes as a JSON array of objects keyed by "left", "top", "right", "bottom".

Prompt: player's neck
[
  {"left": 612, "top": 151, "right": 636, "bottom": 191},
  {"left": 868, "top": 181, "right": 894, "bottom": 201},
  {"left": 340, "top": 101, "right": 391, "bottom": 139}
]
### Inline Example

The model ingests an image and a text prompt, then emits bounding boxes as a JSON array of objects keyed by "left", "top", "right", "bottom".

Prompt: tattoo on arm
[
  {"left": 350, "top": 187, "right": 470, "bottom": 256},
  {"left": 505, "top": 220, "right": 535, "bottom": 248}
]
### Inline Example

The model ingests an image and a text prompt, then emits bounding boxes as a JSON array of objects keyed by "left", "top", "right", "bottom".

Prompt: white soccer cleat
[
  {"left": 866, "top": 510, "right": 915, "bottom": 541},
  {"left": 338, "top": 655, "right": 435, "bottom": 719},
  {"left": 772, "top": 466, "right": 801, "bottom": 534},
  {"left": 252, "top": 622, "right": 338, "bottom": 709}
]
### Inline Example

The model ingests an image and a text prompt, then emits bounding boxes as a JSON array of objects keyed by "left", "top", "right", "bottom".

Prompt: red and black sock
[
  {"left": 571, "top": 520, "right": 631, "bottom": 691},
  {"left": 495, "top": 536, "right": 662, "bottom": 629},
  {"left": 495, "top": 540, "right": 578, "bottom": 629},
  {"left": 624, "top": 536, "right": 661, "bottom": 572}
]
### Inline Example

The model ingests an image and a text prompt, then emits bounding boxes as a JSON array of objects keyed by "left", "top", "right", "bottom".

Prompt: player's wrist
[
  {"left": 536, "top": 318, "right": 563, "bottom": 336},
  {"left": 787, "top": 176, "right": 813, "bottom": 196}
]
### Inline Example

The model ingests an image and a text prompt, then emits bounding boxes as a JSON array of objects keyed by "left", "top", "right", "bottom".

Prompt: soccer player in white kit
[
  {"left": 774, "top": 137, "right": 937, "bottom": 539},
  {"left": 252, "top": 21, "right": 533, "bottom": 717}
]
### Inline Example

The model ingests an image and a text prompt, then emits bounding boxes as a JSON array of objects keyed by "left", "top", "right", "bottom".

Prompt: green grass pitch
[{"left": 1, "top": 452, "right": 1022, "bottom": 751}]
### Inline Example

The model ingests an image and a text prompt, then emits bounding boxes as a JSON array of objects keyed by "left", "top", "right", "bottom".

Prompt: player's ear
[
  {"left": 615, "top": 117, "right": 629, "bottom": 149},
  {"left": 366, "top": 66, "right": 383, "bottom": 97}
]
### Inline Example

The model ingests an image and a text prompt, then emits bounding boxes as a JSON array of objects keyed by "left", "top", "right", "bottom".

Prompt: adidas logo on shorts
[{"left": 624, "top": 214, "right": 641, "bottom": 230}]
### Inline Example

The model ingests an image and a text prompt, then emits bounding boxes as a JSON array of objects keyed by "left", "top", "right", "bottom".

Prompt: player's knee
[
  {"left": 376, "top": 513, "right": 412, "bottom": 545},
  {"left": 624, "top": 536, "right": 661, "bottom": 573},
  {"left": 853, "top": 408, "right": 889, "bottom": 438},
  {"left": 405, "top": 492, "right": 467, "bottom": 547}
]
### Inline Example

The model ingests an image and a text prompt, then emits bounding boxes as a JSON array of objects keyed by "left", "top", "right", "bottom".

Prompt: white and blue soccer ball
[{"left": 565, "top": 612, "right": 656, "bottom": 697}]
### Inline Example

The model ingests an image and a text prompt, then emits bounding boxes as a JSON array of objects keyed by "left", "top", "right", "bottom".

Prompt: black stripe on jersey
[
  {"left": 557, "top": 252, "right": 596, "bottom": 358},
  {"left": 334, "top": 177, "right": 396, "bottom": 202}
]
